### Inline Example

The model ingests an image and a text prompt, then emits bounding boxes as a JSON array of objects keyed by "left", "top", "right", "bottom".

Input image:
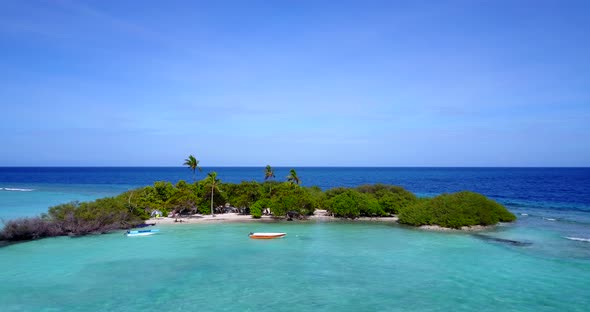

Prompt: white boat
[
  {"left": 126, "top": 229, "right": 159, "bottom": 237},
  {"left": 248, "top": 232, "right": 286, "bottom": 239}
]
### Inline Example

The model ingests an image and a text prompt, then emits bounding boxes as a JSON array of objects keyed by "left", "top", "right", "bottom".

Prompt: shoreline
[
  {"left": 145, "top": 212, "right": 493, "bottom": 231},
  {"left": 145, "top": 213, "right": 400, "bottom": 224}
]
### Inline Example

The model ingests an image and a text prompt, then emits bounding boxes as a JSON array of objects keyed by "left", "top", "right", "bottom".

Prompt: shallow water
[
  {"left": 0, "top": 222, "right": 588, "bottom": 312},
  {"left": 0, "top": 183, "right": 132, "bottom": 220}
]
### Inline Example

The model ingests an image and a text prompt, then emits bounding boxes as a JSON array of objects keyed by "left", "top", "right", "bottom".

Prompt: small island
[{"left": 0, "top": 167, "right": 516, "bottom": 243}]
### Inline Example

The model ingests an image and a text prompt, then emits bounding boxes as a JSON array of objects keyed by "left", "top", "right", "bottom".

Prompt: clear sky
[{"left": 1, "top": 0, "right": 589, "bottom": 166}]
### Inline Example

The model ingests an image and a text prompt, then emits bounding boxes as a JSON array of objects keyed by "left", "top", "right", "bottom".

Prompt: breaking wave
[
  {"left": 565, "top": 237, "right": 590, "bottom": 242},
  {"left": 0, "top": 188, "right": 35, "bottom": 192}
]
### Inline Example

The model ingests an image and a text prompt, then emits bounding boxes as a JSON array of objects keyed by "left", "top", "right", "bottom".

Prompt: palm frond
[{"left": 264, "top": 165, "right": 276, "bottom": 180}]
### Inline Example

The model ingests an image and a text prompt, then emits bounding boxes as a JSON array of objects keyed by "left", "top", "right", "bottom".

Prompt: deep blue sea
[{"left": 1, "top": 167, "right": 589, "bottom": 311}]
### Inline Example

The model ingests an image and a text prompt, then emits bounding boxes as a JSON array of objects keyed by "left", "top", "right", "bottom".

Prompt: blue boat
[{"left": 126, "top": 229, "right": 160, "bottom": 237}]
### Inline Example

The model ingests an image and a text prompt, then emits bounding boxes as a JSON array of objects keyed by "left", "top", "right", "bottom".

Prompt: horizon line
[{"left": 0, "top": 166, "right": 589, "bottom": 169}]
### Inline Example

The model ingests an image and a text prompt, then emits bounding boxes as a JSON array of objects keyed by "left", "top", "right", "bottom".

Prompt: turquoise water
[
  {"left": 0, "top": 183, "right": 132, "bottom": 220},
  {"left": 1, "top": 222, "right": 589, "bottom": 312}
]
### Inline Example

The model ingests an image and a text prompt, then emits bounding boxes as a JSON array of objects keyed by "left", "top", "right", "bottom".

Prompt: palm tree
[
  {"left": 206, "top": 171, "right": 220, "bottom": 216},
  {"left": 286, "top": 168, "right": 301, "bottom": 185},
  {"left": 183, "top": 155, "right": 202, "bottom": 182},
  {"left": 264, "top": 165, "right": 276, "bottom": 194},
  {"left": 264, "top": 165, "right": 275, "bottom": 181}
]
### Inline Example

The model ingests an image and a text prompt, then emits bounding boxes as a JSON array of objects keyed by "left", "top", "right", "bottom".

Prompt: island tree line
[{"left": 0, "top": 156, "right": 516, "bottom": 242}]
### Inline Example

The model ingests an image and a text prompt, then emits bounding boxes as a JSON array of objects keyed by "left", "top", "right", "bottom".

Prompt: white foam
[
  {"left": 565, "top": 237, "right": 590, "bottom": 242},
  {"left": 2, "top": 188, "right": 35, "bottom": 192},
  {"left": 543, "top": 217, "right": 556, "bottom": 221},
  {"left": 520, "top": 213, "right": 528, "bottom": 216}
]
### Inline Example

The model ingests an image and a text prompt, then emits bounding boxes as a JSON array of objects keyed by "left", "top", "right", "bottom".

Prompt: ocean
[{"left": 1, "top": 167, "right": 589, "bottom": 311}]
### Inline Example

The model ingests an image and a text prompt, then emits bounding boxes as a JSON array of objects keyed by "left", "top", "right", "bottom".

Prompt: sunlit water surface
[{"left": 1, "top": 222, "right": 588, "bottom": 312}]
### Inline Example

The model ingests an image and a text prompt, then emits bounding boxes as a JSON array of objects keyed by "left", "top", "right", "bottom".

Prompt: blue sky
[{"left": 0, "top": 0, "right": 589, "bottom": 166}]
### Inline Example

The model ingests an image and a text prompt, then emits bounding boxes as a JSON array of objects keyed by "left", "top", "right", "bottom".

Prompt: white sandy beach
[
  {"left": 146, "top": 209, "right": 400, "bottom": 225},
  {"left": 146, "top": 211, "right": 495, "bottom": 232}
]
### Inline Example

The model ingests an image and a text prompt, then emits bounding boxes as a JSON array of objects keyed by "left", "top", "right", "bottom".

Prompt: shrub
[
  {"left": 0, "top": 195, "right": 145, "bottom": 240},
  {"left": 270, "top": 187, "right": 317, "bottom": 217},
  {"left": 46, "top": 201, "right": 79, "bottom": 221},
  {"left": 356, "top": 184, "right": 418, "bottom": 214},
  {"left": 0, "top": 217, "right": 60, "bottom": 241},
  {"left": 222, "top": 181, "right": 262, "bottom": 209},
  {"left": 326, "top": 189, "right": 386, "bottom": 218},
  {"left": 398, "top": 191, "right": 516, "bottom": 228},
  {"left": 165, "top": 189, "right": 200, "bottom": 215},
  {"left": 324, "top": 187, "right": 349, "bottom": 199},
  {"left": 153, "top": 181, "right": 178, "bottom": 202},
  {"left": 250, "top": 201, "right": 263, "bottom": 219}
]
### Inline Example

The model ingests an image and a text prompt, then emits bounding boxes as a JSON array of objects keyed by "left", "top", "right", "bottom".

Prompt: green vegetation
[
  {"left": 0, "top": 195, "right": 146, "bottom": 241},
  {"left": 205, "top": 172, "right": 220, "bottom": 216},
  {"left": 183, "top": 154, "right": 202, "bottom": 182},
  {"left": 286, "top": 169, "right": 301, "bottom": 185},
  {"left": 250, "top": 199, "right": 267, "bottom": 219},
  {"left": 356, "top": 184, "right": 418, "bottom": 215},
  {"left": 398, "top": 191, "right": 517, "bottom": 229},
  {"left": 264, "top": 165, "right": 275, "bottom": 182},
  {"left": 0, "top": 172, "right": 517, "bottom": 242},
  {"left": 326, "top": 189, "right": 383, "bottom": 218},
  {"left": 322, "top": 184, "right": 419, "bottom": 218}
]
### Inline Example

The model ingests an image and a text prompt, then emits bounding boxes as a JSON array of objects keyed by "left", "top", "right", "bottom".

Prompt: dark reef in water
[{"left": 472, "top": 233, "right": 532, "bottom": 246}]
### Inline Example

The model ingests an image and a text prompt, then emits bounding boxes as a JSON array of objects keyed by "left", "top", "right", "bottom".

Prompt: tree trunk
[{"left": 211, "top": 186, "right": 215, "bottom": 217}]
